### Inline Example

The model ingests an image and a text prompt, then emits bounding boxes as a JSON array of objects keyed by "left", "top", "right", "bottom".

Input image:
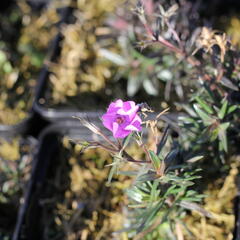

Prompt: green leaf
[
  {"left": 161, "top": 174, "right": 196, "bottom": 187},
  {"left": 127, "top": 74, "right": 143, "bottom": 96},
  {"left": 163, "top": 185, "right": 181, "bottom": 198},
  {"left": 131, "top": 48, "right": 159, "bottom": 70},
  {"left": 218, "top": 122, "right": 230, "bottom": 152},
  {"left": 186, "top": 155, "right": 203, "bottom": 163},
  {"left": 149, "top": 150, "right": 161, "bottom": 171},
  {"left": 143, "top": 79, "right": 158, "bottom": 96},
  {"left": 138, "top": 200, "right": 164, "bottom": 232},
  {"left": 195, "top": 96, "right": 213, "bottom": 114},
  {"left": 136, "top": 172, "right": 158, "bottom": 183},
  {"left": 3, "top": 62, "right": 12, "bottom": 73},
  {"left": 157, "top": 69, "right": 173, "bottom": 81},
  {"left": 107, "top": 163, "right": 118, "bottom": 185},
  {"left": 121, "top": 132, "right": 133, "bottom": 153},
  {"left": 156, "top": 125, "right": 169, "bottom": 156},
  {"left": 99, "top": 48, "right": 127, "bottom": 66},
  {"left": 150, "top": 181, "right": 160, "bottom": 203},
  {"left": 218, "top": 100, "right": 228, "bottom": 119},
  {"left": 0, "top": 50, "right": 7, "bottom": 64},
  {"left": 210, "top": 127, "right": 219, "bottom": 142},
  {"left": 107, "top": 155, "right": 121, "bottom": 185},
  {"left": 164, "top": 149, "right": 179, "bottom": 166},
  {"left": 126, "top": 187, "right": 143, "bottom": 203},
  {"left": 220, "top": 76, "right": 239, "bottom": 91},
  {"left": 227, "top": 105, "right": 237, "bottom": 115},
  {"left": 219, "top": 122, "right": 230, "bottom": 131},
  {"left": 193, "top": 104, "right": 214, "bottom": 126}
]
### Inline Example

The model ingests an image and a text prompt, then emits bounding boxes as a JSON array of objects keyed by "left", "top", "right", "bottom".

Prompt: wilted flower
[{"left": 102, "top": 99, "right": 142, "bottom": 138}]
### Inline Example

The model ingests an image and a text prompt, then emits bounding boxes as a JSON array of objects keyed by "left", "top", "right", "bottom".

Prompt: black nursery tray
[
  {"left": 12, "top": 121, "right": 124, "bottom": 240},
  {"left": 34, "top": 51, "right": 178, "bottom": 127},
  {"left": 0, "top": 128, "right": 37, "bottom": 240},
  {"left": 0, "top": 2, "right": 72, "bottom": 136},
  {"left": 12, "top": 123, "right": 63, "bottom": 240}
]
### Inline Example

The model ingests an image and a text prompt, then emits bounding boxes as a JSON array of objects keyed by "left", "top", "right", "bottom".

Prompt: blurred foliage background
[
  {"left": 0, "top": 0, "right": 60, "bottom": 125},
  {"left": 0, "top": 0, "right": 240, "bottom": 239}
]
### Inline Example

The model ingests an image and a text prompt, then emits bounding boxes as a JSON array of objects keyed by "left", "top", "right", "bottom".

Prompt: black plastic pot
[
  {"left": 33, "top": 34, "right": 110, "bottom": 123},
  {"left": 12, "top": 120, "right": 112, "bottom": 240},
  {"left": 12, "top": 124, "right": 61, "bottom": 240},
  {"left": 34, "top": 46, "right": 179, "bottom": 130},
  {"left": 0, "top": 3, "right": 73, "bottom": 137},
  {"left": 0, "top": 129, "right": 37, "bottom": 239},
  {"left": 0, "top": 118, "right": 31, "bottom": 137}
]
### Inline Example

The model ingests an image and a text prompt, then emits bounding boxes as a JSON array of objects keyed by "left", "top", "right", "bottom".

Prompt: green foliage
[
  {"left": 78, "top": 1, "right": 240, "bottom": 239},
  {"left": 180, "top": 87, "right": 239, "bottom": 160},
  {"left": 125, "top": 166, "right": 204, "bottom": 239},
  {"left": 78, "top": 115, "right": 205, "bottom": 239}
]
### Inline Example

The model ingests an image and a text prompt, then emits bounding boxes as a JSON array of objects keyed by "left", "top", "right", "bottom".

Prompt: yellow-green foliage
[
  {"left": 183, "top": 164, "right": 238, "bottom": 240},
  {"left": 0, "top": 138, "right": 20, "bottom": 161},
  {"left": 226, "top": 17, "right": 240, "bottom": 47},
  {"left": 50, "top": 0, "right": 123, "bottom": 102},
  {"left": 0, "top": 1, "right": 59, "bottom": 125}
]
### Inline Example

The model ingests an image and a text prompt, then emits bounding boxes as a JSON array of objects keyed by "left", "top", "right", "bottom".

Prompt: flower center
[{"left": 115, "top": 116, "right": 125, "bottom": 124}]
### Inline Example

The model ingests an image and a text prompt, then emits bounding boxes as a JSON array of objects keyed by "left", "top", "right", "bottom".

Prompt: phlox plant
[
  {"left": 75, "top": 1, "right": 240, "bottom": 239},
  {"left": 76, "top": 99, "right": 208, "bottom": 239},
  {"left": 130, "top": 1, "right": 240, "bottom": 167}
]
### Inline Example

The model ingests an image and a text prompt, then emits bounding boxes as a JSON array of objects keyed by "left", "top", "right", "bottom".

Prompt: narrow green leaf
[
  {"left": 164, "top": 149, "right": 179, "bottom": 166},
  {"left": 107, "top": 155, "right": 121, "bottom": 185},
  {"left": 210, "top": 127, "right": 219, "bottom": 142},
  {"left": 143, "top": 79, "right": 158, "bottom": 96},
  {"left": 149, "top": 150, "right": 161, "bottom": 171},
  {"left": 120, "top": 132, "right": 133, "bottom": 153},
  {"left": 138, "top": 200, "right": 164, "bottom": 232},
  {"left": 136, "top": 172, "right": 158, "bottom": 183},
  {"left": 150, "top": 181, "right": 160, "bottom": 203},
  {"left": 186, "top": 155, "right": 203, "bottom": 163},
  {"left": 227, "top": 105, "right": 237, "bottom": 115},
  {"left": 127, "top": 74, "right": 142, "bottom": 97},
  {"left": 107, "top": 163, "right": 118, "bottom": 185},
  {"left": 195, "top": 96, "right": 213, "bottom": 114},
  {"left": 220, "top": 122, "right": 230, "bottom": 130},
  {"left": 163, "top": 185, "right": 180, "bottom": 198},
  {"left": 218, "top": 122, "right": 230, "bottom": 152},
  {"left": 99, "top": 48, "right": 127, "bottom": 66},
  {"left": 157, "top": 125, "right": 169, "bottom": 156},
  {"left": 126, "top": 187, "right": 143, "bottom": 202},
  {"left": 193, "top": 104, "right": 214, "bottom": 126},
  {"left": 218, "top": 100, "right": 228, "bottom": 119}
]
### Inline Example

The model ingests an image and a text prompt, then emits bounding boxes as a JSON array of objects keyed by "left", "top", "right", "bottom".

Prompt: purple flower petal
[
  {"left": 102, "top": 113, "right": 115, "bottom": 131},
  {"left": 102, "top": 99, "right": 142, "bottom": 138}
]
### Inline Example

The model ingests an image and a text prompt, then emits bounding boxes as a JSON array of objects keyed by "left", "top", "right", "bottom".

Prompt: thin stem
[
  {"left": 139, "top": 9, "right": 201, "bottom": 68},
  {"left": 141, "top": 144, "right": 152, "bottom": 163},
  {"left": 152, "top": 38, "right": 200, "bottom": 66},
  {"left": 94, "top": 141, "right": 119, "bottom": 153},
  {"left": 117, "top": 139, "right": 123, "bottom": 149},
  {"left": 165, "top": 20, "right": 182, "bottom": 49}
]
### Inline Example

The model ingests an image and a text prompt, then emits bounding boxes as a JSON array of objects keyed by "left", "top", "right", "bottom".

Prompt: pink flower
[{"left": 102, "top": 99, "right": 142, "bottom": 138}]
